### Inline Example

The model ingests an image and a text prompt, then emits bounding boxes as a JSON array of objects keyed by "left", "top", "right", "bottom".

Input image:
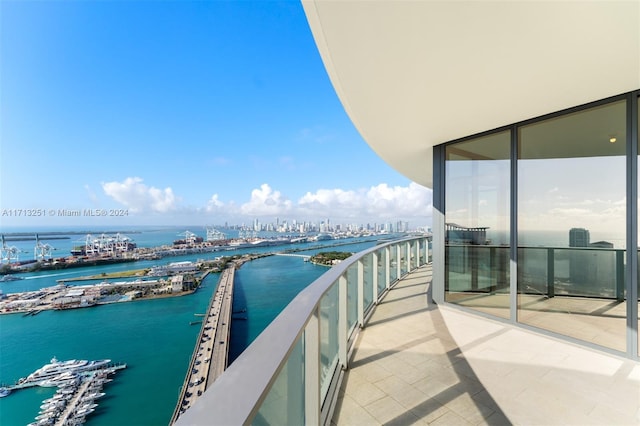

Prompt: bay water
[{"left": 0, "top": 227, "right": 381, "bottom": 425}]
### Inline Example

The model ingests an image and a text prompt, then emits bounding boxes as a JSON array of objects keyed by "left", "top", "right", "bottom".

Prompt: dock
[
  {"left": 51, "top": 366, "right": 124, "bottom": 426},
  {"left": 1, "top": 362, "right": 126, "bottom": 426},
  {"left": 171, "top": 266, "right": 235, "bottom": 424}
]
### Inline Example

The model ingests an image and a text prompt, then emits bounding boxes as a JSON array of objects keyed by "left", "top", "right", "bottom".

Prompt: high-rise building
[{"left": 569, "top": 227, "right": 590, "bottom": 247}]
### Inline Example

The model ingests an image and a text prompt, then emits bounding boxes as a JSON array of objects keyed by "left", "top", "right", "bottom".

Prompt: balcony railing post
[
  {"left": 489, "top": 246, "right": 496, "bottom": 293},
  {"left": 396, "top": 245, "right": 401, "bottom": 279},
  {"left": 357, "top": 260, "right": 364, "bottom": 327},
  {"left": 416, "top": 240, "right": 421, "bottom": 268},
  {"left": 547, "top": 248, "right": 555, "bottom": 298},
  {"left": 385, "top": 246, "right": 391, "bottom": 289},
  {"left": 471, "top": 246, "right": 478, "bottom": 291},
  {"left": 372, "top": 251, "right": 379, "bottom": 303},
  {"left": 304, "top": 311, "right": 320, "bottom": 425},
  {"left": 406, "top": 241, "right": 411, "bottom": 273},
  {"left": 338, "top": 275, "right": 348, "bottom": 369},
  {"left": 616, "top": 250, "right": 624, "bottom": 302}
]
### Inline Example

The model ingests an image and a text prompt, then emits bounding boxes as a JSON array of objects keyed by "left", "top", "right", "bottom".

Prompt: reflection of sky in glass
[
  {"left": 446, "top": 158, "right": 510, "bottom": 245},
  {"left": 446, "top": 153, "right": 626, "bottom": 248},
  {"left": 519, "top": 155, "right": 626, "bottom": 248},
  {"left": 445, "top": 98, "right": 628, "bottom": 250}
]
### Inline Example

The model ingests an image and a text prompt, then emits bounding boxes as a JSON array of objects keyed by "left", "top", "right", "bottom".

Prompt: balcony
[{"left": 176, "top": 237, "right": 639, "bottom": 425}]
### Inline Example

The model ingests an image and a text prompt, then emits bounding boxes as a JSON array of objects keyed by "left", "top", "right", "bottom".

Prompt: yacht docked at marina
[{"left": 19, "top": 357, "right": 111, "bottom": 386}]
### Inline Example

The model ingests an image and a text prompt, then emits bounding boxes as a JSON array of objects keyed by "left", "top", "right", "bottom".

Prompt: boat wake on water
[{"left": 23, "top": 272, "right": 78, "bottom": 280}]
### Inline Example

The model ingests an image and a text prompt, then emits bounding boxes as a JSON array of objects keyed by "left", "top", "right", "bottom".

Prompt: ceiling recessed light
[{"left": 609, "top": 136, "right": 617, "bottom": 143}]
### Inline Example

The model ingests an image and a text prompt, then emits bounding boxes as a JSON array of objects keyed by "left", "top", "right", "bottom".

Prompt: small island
[{"left": 310, "top": 251, "right": 352, "bottom": 266}]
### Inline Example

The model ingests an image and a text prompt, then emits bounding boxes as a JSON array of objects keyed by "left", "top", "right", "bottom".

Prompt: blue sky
[{"left": 0, "top": 0, "right": 431, "bottom": 229}]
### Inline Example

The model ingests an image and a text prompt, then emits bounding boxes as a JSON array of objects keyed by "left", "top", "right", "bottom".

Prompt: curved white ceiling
[{"left": 303, "top": 1, "right": 640, "bottom": 188}]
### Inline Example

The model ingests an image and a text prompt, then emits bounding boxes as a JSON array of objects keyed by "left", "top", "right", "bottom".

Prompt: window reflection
[
  {"left": 445, "top": 131, "right": 511, "bottom": 318},
  {"left": 518, "top": 100, "right": 627, "bottom": 352}
]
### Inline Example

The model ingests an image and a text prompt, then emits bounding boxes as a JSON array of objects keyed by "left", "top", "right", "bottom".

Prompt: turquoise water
[
  {"left": 230, "top": 255, "right": 328, "bottom": 362},
  {"left": 0, "top": 228, "right": 382, "bottom": 425},
  {"left": 0, "top": 274, "right": 217, "bottom": 426}
]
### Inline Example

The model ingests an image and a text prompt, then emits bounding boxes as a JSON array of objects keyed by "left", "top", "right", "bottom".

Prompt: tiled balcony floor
[
  {"left": 333, "top": 265, "right": 640, "bottom": 425},
  {"left": 448, "top": 292, "right": 629, "bottom": 352}
]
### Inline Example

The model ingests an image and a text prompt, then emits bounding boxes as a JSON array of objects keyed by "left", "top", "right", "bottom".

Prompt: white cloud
[
  {"left": 298, "top": 182, "right": 431, "bottom": 221},
  {"left": 102, "top": 177, "right": 178, "bottom": 213},
  {"left": 240, "top": 184, "right": 293, "bottom": 216},
  {"left": 298, "top": 188, "right": 359, "bottom": 214},
  {"left": 206, "top": 194, "right": 224, "bottom": 209},
  {"left": 100, "top": 177, "right": 432, "bottom": 226}
]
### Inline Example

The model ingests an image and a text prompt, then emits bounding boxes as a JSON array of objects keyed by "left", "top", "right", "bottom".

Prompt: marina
[{"left": 0, "top": 357, "right": 125, "bottom": 426}]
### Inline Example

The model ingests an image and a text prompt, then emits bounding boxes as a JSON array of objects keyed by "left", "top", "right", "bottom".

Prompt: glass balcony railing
[
  {"left": 175, "top": 236, "right": 431, "bottom": 425},
  {"left": 518, "top": 246, "right": 625, "bottom": 300},
  {"left": 446, "top": 244, "right": 626, "bottom": 301}
]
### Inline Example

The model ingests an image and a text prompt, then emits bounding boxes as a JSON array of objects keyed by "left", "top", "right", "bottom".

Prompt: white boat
[
  {"left": 28, "top": 419, "right": 54, "bottom": 426},
  {"left": 80, "top": 402, "right": 98, "bottom": 410},
  {"left": 40, "top": 400, "right": 64, "bottom": 410},
  {"left": 39, "top": 371, "right": 80, "bottom": 387},
  {"left": 34, "top": 412, "right": 56, "bottom": 421},
  {"left": 82, "top": 391, "right": 105, "bottom": 400},
  {"left": 74, "top": 406, "right": 95, "bottom": 417},
  {"left": 23, "top": 357, "right": 111, "bottom": 384},
  {"left": 0, "top": 274, "right": 23, "bottom": 282},
  {"left": 43, "top": 394, "right": 68, "bottom": 403}
]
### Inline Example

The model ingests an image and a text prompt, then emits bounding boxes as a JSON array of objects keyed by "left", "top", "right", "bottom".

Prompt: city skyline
[
  {"left": 0, "top": 1, "right": 432, "bottom": 228},
  {"left": 0, "top": 215, "right": 419, "bottom": 235}
]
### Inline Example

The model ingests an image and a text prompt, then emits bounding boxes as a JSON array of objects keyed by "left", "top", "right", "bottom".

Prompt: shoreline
[
  {"left": 0, "top": 253, "right": 267, "bottom": 316},
  {"left": 0, "top": 281, "right": 202, "bottom": 317},
  {"left": 1, "top": 235, "right": 389, "bottom": 276}
]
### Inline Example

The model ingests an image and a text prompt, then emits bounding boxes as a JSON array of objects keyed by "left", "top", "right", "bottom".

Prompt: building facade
[
  {"left": 433, "top": 92, "right": 637, "bottom": 356},
  {"left": 303, "top": 0, "right": 640, "bottom": 359}
]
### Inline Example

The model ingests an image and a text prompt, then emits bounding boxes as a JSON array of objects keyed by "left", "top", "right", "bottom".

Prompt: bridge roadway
[
  {"left": 171, "top": 266, "right": 235, "bottom": 424},
  {"left": 273, "top": 252, "right": 311, "bottom": 260}
]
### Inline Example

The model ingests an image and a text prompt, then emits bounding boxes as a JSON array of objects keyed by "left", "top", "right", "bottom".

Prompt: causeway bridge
[
  {"left": 171, "top": 266, "right": 235, "bottom": 424},
  {"left": 273, "top": 253, "right": 311, "bottom": 261}
]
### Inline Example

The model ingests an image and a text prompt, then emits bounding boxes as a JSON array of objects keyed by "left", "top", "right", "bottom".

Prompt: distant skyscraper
[
  {"left": 569, "top": 228, "right": 590, "bottom": 285},
  {"left": 569, "top": 228, "right": 590, "bottom": 247}
]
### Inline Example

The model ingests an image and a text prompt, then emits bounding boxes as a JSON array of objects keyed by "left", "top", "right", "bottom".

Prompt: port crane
[
  {"left": 0, "top": 235, "right": 20, "bottom": 264},
  {"left": 34, "top": 234, "right": 54, "bottom": 261},
  {"left": 206, "top": 227, "right": 226, "bottom": 243},
  {"left": 177, "top": 230, "right": 199, "bottom": 245}
]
